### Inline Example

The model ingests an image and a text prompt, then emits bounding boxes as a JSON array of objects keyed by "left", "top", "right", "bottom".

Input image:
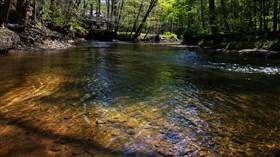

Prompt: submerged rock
[
  {"left": 95, "top": 120, "right": 106, "bottom": 125},
  {"left": 50, "top": 145, "right": 61, "bottom": 152}
]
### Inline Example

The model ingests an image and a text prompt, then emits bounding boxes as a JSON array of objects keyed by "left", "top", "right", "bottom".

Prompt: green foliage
[
  {"left": 0, "top": 28, "right": 14, "bottom": 36},
  {"left": 160, "top": 31, "right": 177, "bottom": 39},
  {"left": 225, "top": 42, "right": 255, "bottom": 50},
  {"left": 198, "top": 40, "right": 214, "bottom": 47},
  {"left": 69, "top": 18, "right": 88, "bottom": 35}
]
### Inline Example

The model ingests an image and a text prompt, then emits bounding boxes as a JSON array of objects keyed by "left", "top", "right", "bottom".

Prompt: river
[{"left": 0, "top": 42, "right": 280, "bottom": 156}]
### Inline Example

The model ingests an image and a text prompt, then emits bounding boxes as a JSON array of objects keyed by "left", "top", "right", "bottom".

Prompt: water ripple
[{"left": 205, "top": 62, "right": 280, "bottom": 75}]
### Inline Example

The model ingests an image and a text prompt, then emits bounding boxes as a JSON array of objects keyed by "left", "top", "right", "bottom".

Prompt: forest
[{"left": 0, "top": 0, "right": 279, "bottom": 51}]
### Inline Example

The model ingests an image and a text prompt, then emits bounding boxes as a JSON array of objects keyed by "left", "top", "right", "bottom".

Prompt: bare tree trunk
[
  {"left": 106, "top": 0, "right": 110, "bottom": 30},
  {"left": 96, "top": 0, "right": 101, "bottom": 29},
  {"left": 0, "top": 0, "right": 4, "bottom": 27},
  {"left": 0, "top": 0, "right": 13, "bottom": 27},
  {"left": 90, "top": 3, "right": 93, "bottom": 16},
  {"left": 129, "top": 3, "right": 143, "bottom": 38},
  {"left": 115, "top": 0, "right": 124, "bottom": 32},
  {"left": 132, "top": 0, "right": 158, "bottom": 41},
  {"left": 109, "top": 0, "right": 115, "bottom": 31}
]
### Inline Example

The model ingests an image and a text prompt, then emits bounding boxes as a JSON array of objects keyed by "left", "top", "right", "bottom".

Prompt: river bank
[
  {"left": 188, "top": 46, "right": 280, "bottom": 59},
  {"left": 183, "top": 31, "right": 280, "bottom": 59},
  {"left": 0, "top": 27, "right": 85, "bottom": 53}
]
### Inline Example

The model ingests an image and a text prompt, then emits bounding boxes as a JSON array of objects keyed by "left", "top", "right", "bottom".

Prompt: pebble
[
  {"left": 64, "top": 116, "right": 72, "bottom": 120},
  {"left": 95, "top": 120, "right": 106, "bottom": 125},
  {"left": 91, "top": 91, "right": 97, "bottom": 96},
  {"left": 84, "top": 94, "right": 92, "bottom": 99},
  {"left": 127, "top": 131, "right": 135, "bottom": 135},
  {"left": 50, "top": 145, "right": 61, "bottom": 152}
]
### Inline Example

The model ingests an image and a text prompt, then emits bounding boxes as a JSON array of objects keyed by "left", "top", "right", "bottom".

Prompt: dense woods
[{"left": 0, "top": 0, "right": 279, "bottom": 46}]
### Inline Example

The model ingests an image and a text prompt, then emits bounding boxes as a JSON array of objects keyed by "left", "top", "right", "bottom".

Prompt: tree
[
  {"left": 132, "top": 0, "right": 158, "bottom": 40},
  {"left": 208, "top": 0, "right": 216, "bottom": 34},
  {"left": 129, "top": 2, "right": 143, "bottom": 38},
  {"left": 16, "top": 0, "right": 28, "bottom": 27},
  {"left": 0, "top": 0, "right": 13, "bottom": 27},
  {"left": 273, "top": 0, "right": 278, "bottom": 31}
]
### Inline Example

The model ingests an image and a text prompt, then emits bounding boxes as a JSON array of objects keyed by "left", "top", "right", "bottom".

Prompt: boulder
[{"left": 0, "top": 28, "right": 20, "bottom": 51}]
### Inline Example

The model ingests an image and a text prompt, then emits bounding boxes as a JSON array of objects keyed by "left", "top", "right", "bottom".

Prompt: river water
[{"left": 0, "top": 42, "right": 280, "bottom": 156}]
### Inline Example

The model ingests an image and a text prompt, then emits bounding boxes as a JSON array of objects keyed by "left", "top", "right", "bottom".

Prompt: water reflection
[{"left": 0, "top": 42, "right": 279, "bottom": 156}]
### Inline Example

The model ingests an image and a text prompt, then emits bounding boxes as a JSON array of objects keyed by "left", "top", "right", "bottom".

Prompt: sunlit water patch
[{"left": 204, "top": 62, "right": 280, "bottom": 75}]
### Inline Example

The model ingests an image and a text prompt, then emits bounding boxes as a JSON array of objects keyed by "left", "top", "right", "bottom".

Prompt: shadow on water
[{"left": 0, "top": 112, "right": 156, "bottom": 157}]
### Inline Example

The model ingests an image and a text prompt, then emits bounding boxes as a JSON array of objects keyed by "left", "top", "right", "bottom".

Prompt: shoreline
[
  {"left": 7, "top": 38, "right": 86, "bottom": 54},
  {"left": 184, "top": 45, "right": 280, "bottom": 59},
  {"left": 0, "top": 27, "right": 86, "bottom": 54},
  {"left": 1, "top": 27, "right": 279, "bottom": 60}
]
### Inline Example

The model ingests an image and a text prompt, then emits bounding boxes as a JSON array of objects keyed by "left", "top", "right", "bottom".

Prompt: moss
[
  {"left": 0, "top": 28, "right": 20, "bottom": 51},
  {"left": 0, "top": 28, "right": 14, "bottom": 36}
]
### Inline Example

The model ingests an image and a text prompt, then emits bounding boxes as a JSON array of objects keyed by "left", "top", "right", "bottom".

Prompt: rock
[
  {"left": 87, "top": 138, "right": 93, "bottom": 142},
  {"left": 95, "top": 120, "right": 106, "bottom": 125},
  {"left": 91, "top": 91, "right": 97, "bottom": 96},
  {"left": 127, "top": 131, "right": 135, "bottom": 135},
  {"left": 64, "top": 116, "right": 72, "bottom": 120},
  {"left": 80, "top": 97, "right": 85, "bottom": 102},
  {"left": 84, "top": 94, "right": 92, "bottom": 99},
  {"left": 0, "top": 28, "right": 20, "bottom": 51},
  {"left": 68, "top": 40, "right": 75, "bottom": 43},
  {"left": 50, "top": 145, "right": 61, "bottom": 152}
]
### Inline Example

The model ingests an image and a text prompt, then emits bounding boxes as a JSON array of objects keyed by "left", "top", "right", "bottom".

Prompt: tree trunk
[
  {"left": 132, "top": 0, "right": 158, "bottom": 41},
  {"left": 0, "top": 0, "right": 4, "bottom": 26},
  {"left": 109, "top": 0, "right": 115, "bottom": 31},
  {"left": 32, "top": 0, "right": 36, "bottom": 22},
  {"left": 259, "top": 0, "right": 264, "bottom": 31},
  {"left": 106, "top": 0, "right": 110, "bottom": 30},
  {"left": 220, "top": 0, "right": 229, "bottom": 31},
  {"left": 200, "top": 0, "right": 205, "bottom": 29},
  {"left": 50, "top": 0, "right": 55, "bottom": 12},
  {"left": 115, "top": 0, "right": 124, "bottom": 32},
  {"left": 208, "top": 0, "right": 216, "bottom": 34},
  {"left": 37, "top": 0, "right": 45, "bottom": 22},
  {"left": 129, "top": 3, "right": 143, "bottom": 38},
  {"left": 16, "top": 0, "right": 28, "bottom": 27},
  {"left": 0, "top": 0, "right": 13, "bottom": 27},
  {"left": 273, "top": 0, "right": 278, "bottom": 31},
  {"left": 90, "top": 3, "right": 93, "bottom": 16},
  {"left": 96, "top": 0, "right": 101, "bottom": 29}
]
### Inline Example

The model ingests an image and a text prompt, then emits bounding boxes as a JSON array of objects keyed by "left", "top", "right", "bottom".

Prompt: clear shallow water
[{"left": 0, "top": 42, "right": 280, "bottom": 156}]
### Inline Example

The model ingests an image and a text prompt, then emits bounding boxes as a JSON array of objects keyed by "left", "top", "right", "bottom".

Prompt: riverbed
[{"left": 0, "top": 42, "right": 279, "bottom": 156}]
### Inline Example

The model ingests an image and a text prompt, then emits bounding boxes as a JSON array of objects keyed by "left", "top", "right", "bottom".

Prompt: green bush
[
  {"left": 225, "top": 41, "right": 255, "bottom": 50},
  {"left": 198, "top": 39, "right": 214, "bottom": 47},
  {"left": 160, "top": 32, "right": 178, "bottom": 39}
]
